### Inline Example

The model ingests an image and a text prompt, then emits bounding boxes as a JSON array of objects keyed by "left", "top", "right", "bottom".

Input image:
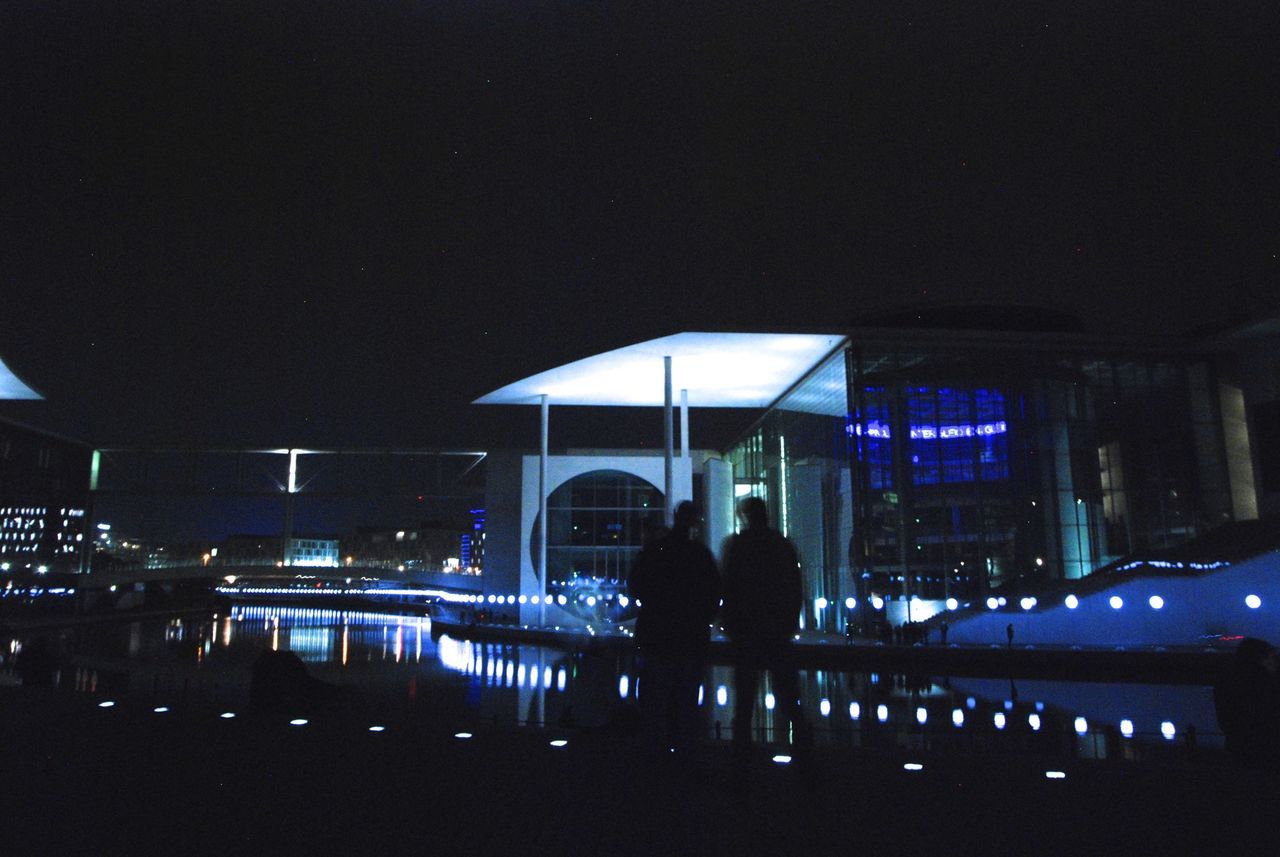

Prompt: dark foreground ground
[{"left": 2, "top": 687, "right": 1276, "bottom": 857}]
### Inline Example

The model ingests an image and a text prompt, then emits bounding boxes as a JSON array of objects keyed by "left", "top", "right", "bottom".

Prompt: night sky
[{"left": 3, "top": 1, "right": 1276, "bottom": 453}]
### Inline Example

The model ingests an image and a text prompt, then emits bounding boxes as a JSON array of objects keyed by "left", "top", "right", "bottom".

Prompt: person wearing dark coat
[
  {"left": 720, "top": 496, "right": 809, "bottom": 756},
  {"left": 1214, "top": 637, "right": 1280, "bottom": 770},
  {"left": 628, "top": 501, "right": 720, "bottom": 753}
]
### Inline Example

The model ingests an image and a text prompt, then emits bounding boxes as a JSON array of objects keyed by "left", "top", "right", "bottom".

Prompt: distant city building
[
  {"left": 286, "top": 537, "right": 340, "bottom": 568},
  {"left": 341, "top": 523, "right": 467, "bottom": 574},
  {"left": 0, "top": 418, "right": 91, "bottom": 573}
]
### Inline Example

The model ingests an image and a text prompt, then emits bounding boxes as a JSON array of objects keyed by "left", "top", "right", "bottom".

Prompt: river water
[{"left": 4, "top": 603, "right": 1223, "bottom": 761}]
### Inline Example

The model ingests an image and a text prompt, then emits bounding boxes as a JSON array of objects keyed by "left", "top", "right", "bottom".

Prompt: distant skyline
[{"left": 3, "top": 2, "right": 1276, "bottom": 451}]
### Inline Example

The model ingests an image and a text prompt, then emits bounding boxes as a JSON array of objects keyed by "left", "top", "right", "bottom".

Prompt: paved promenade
[{"left": 2, "top": 686, "right": 1274, "bottom": 856}]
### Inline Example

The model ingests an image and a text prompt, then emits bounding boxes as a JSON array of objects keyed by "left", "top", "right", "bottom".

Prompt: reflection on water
[{"left": 2, "top": 603, "right": 1224, "bottom": 762}]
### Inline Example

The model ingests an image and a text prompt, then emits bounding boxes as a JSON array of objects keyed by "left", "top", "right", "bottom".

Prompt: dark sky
[{"left": 2, "top": 1, "right": 1276, "bottom": 452}]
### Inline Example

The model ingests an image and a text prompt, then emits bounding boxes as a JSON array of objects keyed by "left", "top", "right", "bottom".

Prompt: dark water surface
[{"left": 4, "top": 603, "right": 1223, "bottom": 760}]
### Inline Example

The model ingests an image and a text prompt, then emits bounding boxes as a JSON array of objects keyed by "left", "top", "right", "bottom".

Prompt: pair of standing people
[{"left": 629, "top": 496, "right": 807, "bottom": 756}]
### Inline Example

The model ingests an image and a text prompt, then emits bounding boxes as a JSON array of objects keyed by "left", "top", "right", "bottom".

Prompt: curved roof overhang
[
  {"left": 473, "top": 332, "right": 846, "bottom": 408},
  {"left": 0, "top": 355, "right": 41, "bottom": 400}
]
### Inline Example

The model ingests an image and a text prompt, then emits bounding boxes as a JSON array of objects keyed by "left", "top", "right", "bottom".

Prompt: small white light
[
  {"left": 1161, "top": 721, "right": 1176, "bottom": 740},
  {"left": 716, "top": 686, "right": 728, "bottom": 706},
  {"left": 916, "top": 707, "right": 927, "bottom": 725},
  {"left": 220, "top": 712, "right": 236, "bottom": 719},
  {"left": 586, "top": 596, "right": 597, "bottom": 607},
  {"left": 1045, "top": 770, "right": 1066, "bottom": 780},
  {"left": 819, "top": 698, "right": 831, "bottom": 717},
  {"left": 845, "top": 597, "right": 856, "bottom": 609},
  {"left": 946, "top": 597, "right": 958, "bottom": 611},
  {"left": 1074, "top": 717, "right": 1088, "bottom": 735},
  {"left": 618, "top": 676, "right": 630, "bottom": 699},
  {"left": 290, "top": 718, "right": 308, "bottom": 726},
  {"left": 454, "top": 732, "right": 473, "bottom": 739},
  {"left": 368, "top": 725, "right": 386, "bottom": 732},
  {"left": 153, "top": 706, "right": 169, "bottom": 714},
  {"left": 877, "top": 704, "right": 888, "bottom": 723},
  {"left": 549, "top": 739, "right": 568, "bottom": 748},
  {"left": 518, "top": 595, "right": 527, "bottom": 604},
  {"left": 997, "top": 597, "right": 1007, "bottom": 607},
  {"left": 98, "top": 700, "right": 115, "bottom": 708},
  {"left": 1120, "top": 719, "right": 1134, "bottom": 738},
  {"left": 1246, "top": 594, "right": 1262, "bottom": 609},
  {"left": 1148, "top": 595, "right": 1164, "bottom": 610},
  {"left": 557, "top": 595, "right": 567, "bottom": 606},
  {"left": 1064, "top": 594, "right": 1079, "bottom": 609},
  {"left": 765, "top": 693, "right": 776, "bottom": 710},
  {"left": 952, "top": 709, "right": 964, "bottom": 727},
  {"left": 1109, "top": 596, "right": 1123, "bottom": 610},
  {"left": 849, "top": 702, "right": 861, "bottom": 720},
  {"left": 815, "top": 597, "right": 828, "bottom": 610},
  {"left": 903, "top": 762, "right": 923, "bottom": 772},
  {"left": 1020, "top": 597, "right": 1037, "bottom": 610},
  {"left": 1028, "top": 714, "right": 1042, "bottom": 731},
  {"left": 994, "top": 713, "right": 1006, "bottom": 730},
  {"left": 772, "top": 754, "right": 792, "bottom": 765},
  {"left": 986, "top": 597, "right": 999, "bottom": 610},
  {"left": 871, "top": 595, "right": 884, "bottom": 610}
]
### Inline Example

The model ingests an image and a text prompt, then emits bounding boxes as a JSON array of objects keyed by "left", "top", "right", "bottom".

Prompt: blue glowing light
[{"left": 850, "top": 420, "right": 1008, "bottom": 440}]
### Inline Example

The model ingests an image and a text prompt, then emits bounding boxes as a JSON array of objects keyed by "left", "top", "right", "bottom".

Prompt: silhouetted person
[
  {"left": 721, "top": 497, "right": 809, "bottom": 757},
  {"left": 629, "top": 501, "right": 720, "bottom": 754},
  {"left": 940, "top": 620, "right": 949, "bottom": 645},
  {"left": 1214, "top": 637, "right": 1280, "bottom": 770},
  {"left": 1006, "top": 623, "right": 1014, "bottom": 648}
]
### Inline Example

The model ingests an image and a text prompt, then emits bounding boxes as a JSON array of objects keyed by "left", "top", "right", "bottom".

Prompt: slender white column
[
  {"left": 680, "top": 388, "right": 689, "bottom": 460},
  {"left": 664, "top": 356, "right": 674, "bottom": 526},
  {"left": 539, "top": 394, "right": 549, "bottom": 626}
]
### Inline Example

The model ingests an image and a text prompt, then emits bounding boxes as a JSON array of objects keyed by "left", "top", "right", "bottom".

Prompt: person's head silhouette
[
  {"left": 737, "top": 496, "right": 769, "bottom": 530},
  {"left": 672, "top": 500, "right": 701, "bottom": 535}
]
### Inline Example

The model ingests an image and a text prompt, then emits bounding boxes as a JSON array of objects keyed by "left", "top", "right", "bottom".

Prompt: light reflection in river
[{"left": 2, "top": 603, "right": 1228, "bottom": 762}]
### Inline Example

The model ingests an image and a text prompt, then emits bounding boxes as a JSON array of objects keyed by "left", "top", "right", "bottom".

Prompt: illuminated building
[
  {"left": 0, "top": 418, "right": 91, "bottom": 573},
  {"left": 477, "top": 310, "right": 1274, "bottom": 631}
]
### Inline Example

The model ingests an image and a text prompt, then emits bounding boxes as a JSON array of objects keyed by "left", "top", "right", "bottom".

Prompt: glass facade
[
  {"left": 725, "top": 335, "right": 1245, "bottom": 634},
  {"left": 531, "top": 469, "right": 664, "bottom": 587}
]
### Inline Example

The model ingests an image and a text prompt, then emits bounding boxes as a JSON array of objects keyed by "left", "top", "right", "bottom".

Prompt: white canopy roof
[
  {"left": 474, "top": 332, "right": 845, "bottom": 407},
  {"left": 0, "top": 356, "right": 41, "bottom": 400}
]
